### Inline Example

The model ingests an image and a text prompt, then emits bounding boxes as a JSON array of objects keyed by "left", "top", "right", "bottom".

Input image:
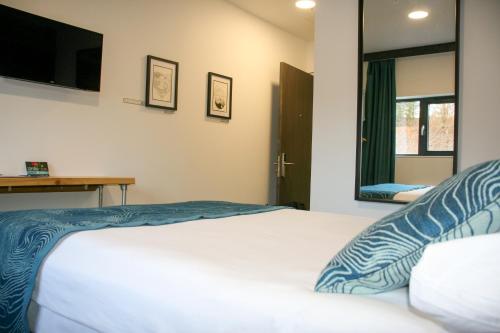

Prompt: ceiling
[
  {"left": 224, "top": 0, "right": 315, "bottom": 41},
  {"left": 364, "top": 0, "right": 456, "bottom": 53},
  {"left": 222, "top": 0, "right": 456, "bottom": 49}
]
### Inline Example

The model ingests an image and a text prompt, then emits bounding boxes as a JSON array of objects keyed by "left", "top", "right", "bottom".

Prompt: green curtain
[{"left": 361, "top": 59, "right": 396, "bottom": 186}]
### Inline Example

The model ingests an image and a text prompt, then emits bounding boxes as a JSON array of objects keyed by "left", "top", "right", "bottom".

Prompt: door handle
[
  {"left": 273, "top": 154, "right": 281, "bottom": 178},
  {"left": 280, "top": 153, "right": 294, "bottom": 178},
  {"left": 274, "top": 153, "right": 295, "bottom": 178}
]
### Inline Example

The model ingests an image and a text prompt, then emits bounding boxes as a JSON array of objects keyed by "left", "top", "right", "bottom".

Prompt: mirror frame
[{"left": 354, "top": 0, "right": 461, "bottom": 204}]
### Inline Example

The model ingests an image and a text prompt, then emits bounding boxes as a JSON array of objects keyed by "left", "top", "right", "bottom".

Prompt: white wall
[
  {"left": 0, "top": 0, "right": 310, "bottom": 211},
  {"left": 459, "top": 0, "right": 500, "bottom": 169},
  {"left": 395, "top": 157, "right": 454, "bottom": 186},
  {"left": 311, "top": 0, "right": 500, "bottom": 218},
  {"left": 306, "top": 40, "right": 315, "bottom": 74}
]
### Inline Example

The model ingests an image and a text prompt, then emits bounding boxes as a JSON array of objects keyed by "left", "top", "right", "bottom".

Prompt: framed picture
[
  {"left": 145, "top": 55, "right": 179, "bottom": 110},
  {"left": 207, "top": 72, "right": 232, "bottom": 119},
  {"left": 25, "top": 162, "right": 49, "bottom": 176}
]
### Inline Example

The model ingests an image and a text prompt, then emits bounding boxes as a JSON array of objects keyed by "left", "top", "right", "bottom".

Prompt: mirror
[{"left": 355, "top": 0, "right": 460, "bottom": 203}]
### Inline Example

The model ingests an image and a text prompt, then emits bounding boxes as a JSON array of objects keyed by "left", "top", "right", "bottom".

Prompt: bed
[
  {"left": 26, "top": 208, "right": 446, "bottom": 333},
  {"left": 360, "top": 183, "right": 433, "bottom": 201},
  {"left": 393, "top": 186, "right": 434, "bottom": 202}
]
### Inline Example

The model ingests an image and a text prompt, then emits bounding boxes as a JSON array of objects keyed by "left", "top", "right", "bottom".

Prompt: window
[
  {"left": 427, "top": 102, "right": 455, "bottom": 152},
  {"left": 396, "top": 101, "right": 420, "bottom": 155},
  {"left": 396, "top": 96, "right": 455, "bottom": 156}
]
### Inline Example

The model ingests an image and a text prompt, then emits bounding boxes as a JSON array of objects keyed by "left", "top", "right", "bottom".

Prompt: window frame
[{"left": 396, "top": 95, "right": 456, "bottom": 157}]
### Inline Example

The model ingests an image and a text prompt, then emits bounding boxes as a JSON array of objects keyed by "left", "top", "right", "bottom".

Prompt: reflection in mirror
[{"left": 356, "top": 0, "right": 459, "bottom": 204}]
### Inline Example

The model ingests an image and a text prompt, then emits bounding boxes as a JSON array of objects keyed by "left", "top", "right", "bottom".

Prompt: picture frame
[
  {"left": 145, "top": 55, "right": 179, "bottom": 110},
  {"left": 25, "top": 162, "right": 49, "bottom": 176},
  {"left": 207, "top": 72, "right": 232, "bottom": 119}
]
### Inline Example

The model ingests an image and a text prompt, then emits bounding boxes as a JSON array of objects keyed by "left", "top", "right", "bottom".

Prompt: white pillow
[{"left": 409, "top": 233, "right": 500, "bottom": 333}]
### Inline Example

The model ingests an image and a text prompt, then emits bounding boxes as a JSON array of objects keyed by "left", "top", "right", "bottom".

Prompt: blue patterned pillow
[{"left": 315, "top": 160, "right": 500, "bottom": 294}]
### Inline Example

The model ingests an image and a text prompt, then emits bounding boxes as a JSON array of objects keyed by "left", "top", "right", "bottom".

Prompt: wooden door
[{"left": 277, "top": 62, "right": 314, "bottom": 210}]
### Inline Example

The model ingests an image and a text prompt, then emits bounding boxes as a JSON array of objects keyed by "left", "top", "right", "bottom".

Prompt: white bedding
[
  {"left": 30, "top": 209, "right": 446, "bottom": 333},
  {"left": 394, "top": 186, "right": 434, "bottom": 202}
]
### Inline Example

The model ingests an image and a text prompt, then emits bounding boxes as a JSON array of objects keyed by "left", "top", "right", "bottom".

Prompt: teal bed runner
[
  {"left": 0, "top": 201, "right": 286, "bottom": 333},
  {"left": 360, "top": 183, "right": 429, "bottom": 200}
]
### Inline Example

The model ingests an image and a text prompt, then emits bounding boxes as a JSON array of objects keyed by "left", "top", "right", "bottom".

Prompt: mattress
[
  {"left": 30, "top": 209, "right": 446, "bottom": 333},
  {"left": 394, "top": 186, "right": 434, "bottom": 202}
]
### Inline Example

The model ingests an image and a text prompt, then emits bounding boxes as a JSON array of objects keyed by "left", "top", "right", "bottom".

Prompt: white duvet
[
  {"left": 394, "top": 186, "right": 434, "bottom": 202},
  {"left": 30, "top": 209, "right": 446, "bottom": 333}
]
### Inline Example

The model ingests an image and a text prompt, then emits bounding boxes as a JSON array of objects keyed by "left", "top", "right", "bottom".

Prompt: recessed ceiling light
[
  {"left": 295, "top": 0, "right": 316, "bottom": 10},
  {"left": 408, "top": 10, "right": 429, "bottom": 20}
]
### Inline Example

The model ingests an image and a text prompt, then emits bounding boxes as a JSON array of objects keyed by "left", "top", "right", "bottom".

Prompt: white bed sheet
[
  {"left": 394, "top": 186, "right": 434, "bottom": 202},
  {"left": 30, "top": 209, "right": 446, "bottom": 333}
]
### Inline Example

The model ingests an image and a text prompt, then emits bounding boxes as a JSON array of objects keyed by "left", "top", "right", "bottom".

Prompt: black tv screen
[{"left": 0, "top": 5, "right": 103, "bottom": 91}]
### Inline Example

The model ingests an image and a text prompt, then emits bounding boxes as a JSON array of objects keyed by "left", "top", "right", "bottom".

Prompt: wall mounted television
[{"left": 0, "top": 4, "right": 103, "bottom": 92}]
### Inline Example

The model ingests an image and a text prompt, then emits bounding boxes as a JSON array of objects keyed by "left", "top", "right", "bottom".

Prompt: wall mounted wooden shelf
[{"left": 0, "top": 177, "right": 135, "bottom": 207}]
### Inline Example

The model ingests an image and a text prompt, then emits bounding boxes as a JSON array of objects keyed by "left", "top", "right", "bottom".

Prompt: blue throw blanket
[
  {"left": 0, "top": 201, "right": 286, "bottom": 333},
  {"left": 360, "top": 183, "right": 429, "bottom": 200}
]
